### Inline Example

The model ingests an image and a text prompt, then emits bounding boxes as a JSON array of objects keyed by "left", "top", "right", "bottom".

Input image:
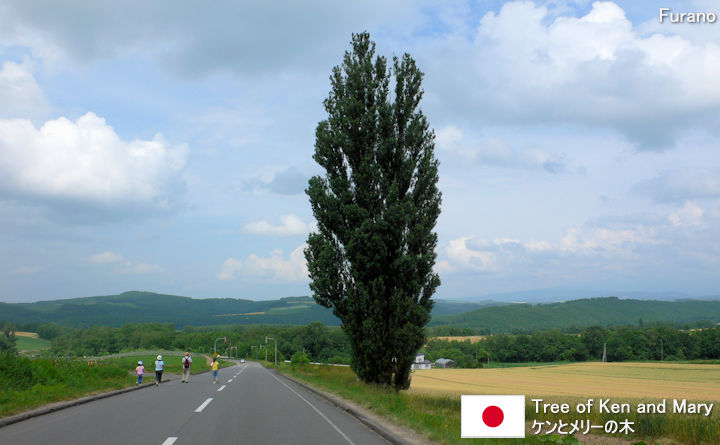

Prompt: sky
[{"left": 0, "top": 0, "right": 719, "bottom": 303}]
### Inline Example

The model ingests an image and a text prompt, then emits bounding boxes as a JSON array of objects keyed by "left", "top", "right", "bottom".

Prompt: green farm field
[
  {"left": 15, "top": 334, "right": 51, "bottom": 352},
  {"left": 409, "top": 361, "right": 720, "bottom": 401}
]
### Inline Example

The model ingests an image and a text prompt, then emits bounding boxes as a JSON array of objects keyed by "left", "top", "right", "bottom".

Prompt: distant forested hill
[
  {"left": 0, "top": 291, "right": 338, "bottom": 327},
  {"left": 0, "top": 291, "right": 491, "bottom": 328},
  {"left": 3, "top": 292, "right": 718, "bottom": 331},
  {"left": 430, "top": 297, "right": 720, "bottom": 333}
]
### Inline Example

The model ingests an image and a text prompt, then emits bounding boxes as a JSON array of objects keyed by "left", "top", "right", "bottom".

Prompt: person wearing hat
[
  {"left": 154, "top": 355, "right": 165, "bottom": 386},
  {"left": 135, "top": 360, "right": 145, "bottom": 385},
  {"left": 181, "top": 352, "right": 192, "bottom": 383}
]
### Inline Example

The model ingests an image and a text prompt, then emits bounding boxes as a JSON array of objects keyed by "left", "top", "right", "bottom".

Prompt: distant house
[
  {"left": 435, "top": 358, "right": 455, "bottom": 368},
  {"left": 411, "top": 353, "right": 432, "bottom": 370}
]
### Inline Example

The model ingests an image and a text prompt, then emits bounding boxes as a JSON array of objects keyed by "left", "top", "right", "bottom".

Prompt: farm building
[
  {"left": 435, "top": 358, "right": 455, "bottom": 368},
  {"left": 411, "top": 353, "right": 432, "bottom": 370}
]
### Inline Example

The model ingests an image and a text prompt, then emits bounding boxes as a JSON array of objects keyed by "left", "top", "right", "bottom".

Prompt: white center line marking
[
  {"left": 217, "top": 385, "right": 226, "bottom": 391},
  {"left": 161, "top": 437, "right": 177, "bottom": 445},
  {"left": 228, "top": 379, "right": 233, "bottom": 383},
  {"left": 195, "top": 398, "right": 214, "bottom": 413},
  {"left": 264, "top": 369, "right": 355, "bottom": 445}
]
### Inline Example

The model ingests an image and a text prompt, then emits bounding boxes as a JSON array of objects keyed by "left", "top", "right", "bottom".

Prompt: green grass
[
  {"left": 98, "top": 354, "right": 234, "bottom": 375},
  {"left": 0, "top": 354, "right": 136, "bottom": 418},
  {"left": 15, "top": 336, "right": 51, "bottom": 352},
  {"left": 0, "top": 352, "right": 237, "bottom": 418},
  {"left": 266, "top": 362, "right": 580, "bottom": 445}
]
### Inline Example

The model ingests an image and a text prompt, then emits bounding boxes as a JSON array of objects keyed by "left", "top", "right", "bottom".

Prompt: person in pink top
[{"left": 135, "top": 360, "right": 145, "bottom": 385}]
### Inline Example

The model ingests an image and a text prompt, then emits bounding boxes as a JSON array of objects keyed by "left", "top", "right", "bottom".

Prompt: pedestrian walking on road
[
  {"left": 136, "top": 361, "right": 144, "bottom": 385},
  {"left": 154, "top": 355, "right": 164, "bottom": 386},
  {"left": 211, "top": 357, "right": 219, "bottom": 384},
  {"left": 181, "top": 352, "right": 192, "bottom": 383}
]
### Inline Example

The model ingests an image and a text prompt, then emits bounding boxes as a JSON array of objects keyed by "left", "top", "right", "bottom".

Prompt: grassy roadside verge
[
  {"left": 265, "top": 361, "right": 580, "bottom": 445},
  {"left": 0, "top": 353, "right": 135, "bottom": 418},
  {"left": 0, "top": 353, "right": 234, "bottom": 417},
  {"left": 267, "top": 362, "right": 720, "bottom": 445}
]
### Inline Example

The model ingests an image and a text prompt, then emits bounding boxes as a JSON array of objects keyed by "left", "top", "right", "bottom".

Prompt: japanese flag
[{"left": 461, "top": 395, "right": 525, "bottom": 438}]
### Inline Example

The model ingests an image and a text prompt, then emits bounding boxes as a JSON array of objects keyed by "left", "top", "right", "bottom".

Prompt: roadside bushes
[
  {"left": 291, "top": 351, "right": 310, "bottom": 368},
  {"left": 0, "top": 353, "right": 33, "bottom": 390}
]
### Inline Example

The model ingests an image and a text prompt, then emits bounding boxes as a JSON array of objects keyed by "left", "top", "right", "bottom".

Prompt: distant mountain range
[
  {"left": 430, "top": 297, "right": 720, "bottom": 333},
  {"left": 0, "top": 291, "right": 494, "bottom": 328},
  {"left": 458, "top": 287, "right": 710, "bottom": 304},
  {"left": 2, "top": 291, "right": 718, "bottom": 332}
]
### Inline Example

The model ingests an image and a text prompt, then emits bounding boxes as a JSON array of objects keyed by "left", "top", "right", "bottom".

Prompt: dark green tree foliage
[
  {"left": 1, "top": 322, "right": 17, "bottom": 354},
  {"left": 305, "top": 32, "right": 441, "bottom": 389}
]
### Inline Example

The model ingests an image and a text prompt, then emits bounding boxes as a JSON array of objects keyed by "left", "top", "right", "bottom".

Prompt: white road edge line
[
  {"left": 265, "top": 368, "right": 355, "bottom": 445},
  {"left": 161, "top": 437, "right": 177, "bottom": 445},
  {"left": 195, "top": 398, "right": 214, "bottom": 413},
  {"left": 218, "top": 385, "right": 226, "bottom": 392}
]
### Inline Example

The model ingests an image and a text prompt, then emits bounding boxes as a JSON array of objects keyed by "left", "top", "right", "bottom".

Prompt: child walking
[
  {"left": 135, "top": 360, "right": 144, "bottom": 385},
  {"left": 211, "top": 357, "right": 219, "bottom": 384}
]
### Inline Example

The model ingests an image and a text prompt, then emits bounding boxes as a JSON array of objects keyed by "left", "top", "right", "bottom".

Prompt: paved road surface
[{"left": 0, "top": 361, "right": 390, "bottom": 445}]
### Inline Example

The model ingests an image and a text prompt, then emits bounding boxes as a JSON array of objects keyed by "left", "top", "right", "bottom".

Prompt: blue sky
[{"left": 1, "top": 0, "right": 719, "bottom": 302}]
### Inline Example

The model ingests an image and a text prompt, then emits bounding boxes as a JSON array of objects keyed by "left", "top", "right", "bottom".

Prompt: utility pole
[
  {"left": 214, "top": 336, "right": 227, "bottom": 355},
  {"left": 602, "top": 342, "right": 607, "bottom": 363},
  {"left": 660, "top": 338, "right": 664, "bottom": 361},
  {"left": 266, "top": 336, "right": 277, "bottom": 366}
]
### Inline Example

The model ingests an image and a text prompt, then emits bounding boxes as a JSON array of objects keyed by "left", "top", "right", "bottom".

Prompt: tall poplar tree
[{"left": 305, "top": 32, "right": 441, "bottom": 389}]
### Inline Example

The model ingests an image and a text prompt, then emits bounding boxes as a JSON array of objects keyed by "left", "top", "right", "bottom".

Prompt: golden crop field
[
  {"left": 431, "top": 336, "right": 486, "bottom": 343},
  {"left": 409, "top": 362, "right": 720, "bottom": 401}
]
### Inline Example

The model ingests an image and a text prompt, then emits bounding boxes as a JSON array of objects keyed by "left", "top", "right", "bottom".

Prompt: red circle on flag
[{"left": 482, "top": 405, "right": 504, "bottom": 427}]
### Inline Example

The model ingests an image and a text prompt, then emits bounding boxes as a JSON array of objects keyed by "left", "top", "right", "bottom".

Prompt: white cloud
[
  {"left": 425, "top": 1, "right": 720, "bottom": 149},
  {"left": 668, "top": 201, "right": 704, "bottom": 227},
  {"left": 89, "top": 251, "right": 162, "bottom": 274},
  {"left": 219, "top": 245, "right": 308, "bottom": 282},
  {"left": 124, "top": 262, "right": 164, "bottom": 274},
  {"left": 0, "top": 112, "right": 187, "bottom": 216},
  {"left": 443, "top": 225, "right": 659, "bottom": 274},
  {"left": 445, "top": 237, "right": 505, "bottom": 272},
  {"left": 559, "top": 226, "right": 656, "bottom": 253},
  {"left": 436, "top": 125, "right": 567, "bottom": 173},
  {"left": 0, "top": 0, "right": 424, "bottom": 78},
  {"left": 0, "top": 61, "right": 49, "bottom": 118},
  {"left": 89, "top": 251, "right": 124, "bottom": 263},
  {"left": 241, "top": 214, "right": 314, "bottom": 237}
]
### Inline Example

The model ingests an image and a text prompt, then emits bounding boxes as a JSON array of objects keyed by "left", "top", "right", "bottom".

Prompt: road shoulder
[{"left": 269, "top": 367, "right": 439, "bottom": 445}]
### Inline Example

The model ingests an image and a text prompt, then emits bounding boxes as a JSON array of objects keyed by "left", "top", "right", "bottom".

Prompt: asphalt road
[{"left": 0, "top": 361, "right": 390, "bottom": 445}]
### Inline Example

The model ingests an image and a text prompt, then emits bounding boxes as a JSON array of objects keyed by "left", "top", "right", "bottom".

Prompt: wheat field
[{"left": 409, "top": 362, "right": 720, "bottom": 401}]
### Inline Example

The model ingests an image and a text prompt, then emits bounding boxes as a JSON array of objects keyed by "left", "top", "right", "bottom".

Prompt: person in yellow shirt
[{"left": 211, "top": 357, "right": 219, "bottom": 384}]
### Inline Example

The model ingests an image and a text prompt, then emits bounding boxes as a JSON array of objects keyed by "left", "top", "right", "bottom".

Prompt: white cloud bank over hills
[{"left": 219, "top": 245, "right": 308, "bottom": 283}]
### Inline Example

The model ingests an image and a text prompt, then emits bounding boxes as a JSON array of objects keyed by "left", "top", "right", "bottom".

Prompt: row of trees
[
  {"left": 41, "top": 322, "right": 352, "bottom": 364},
  {"left": 10, "top": 319, "right": 720, "bottom": 368},
  {"left": 423, "top": 325, "right": 720, "bottom": 366}
]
